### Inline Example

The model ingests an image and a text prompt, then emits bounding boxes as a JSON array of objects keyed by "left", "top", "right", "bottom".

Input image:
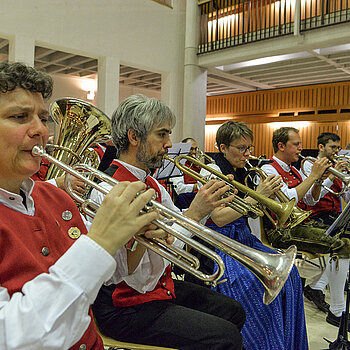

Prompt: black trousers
[{"left": 93, "top": 280, "right": 245, "bottom": 350}]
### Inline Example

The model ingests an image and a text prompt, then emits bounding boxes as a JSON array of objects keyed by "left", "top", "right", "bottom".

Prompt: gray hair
[
  {"left": 216, "top": 121, "right": 253, "bottom": 153},
  {"left": 111, "top": 94, "right": 176, "bottom": 158}
]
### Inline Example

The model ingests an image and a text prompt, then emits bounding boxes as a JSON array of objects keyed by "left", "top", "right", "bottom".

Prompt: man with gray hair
[{"left": 91, "top": 95, "right": 246, "bottom": 350}]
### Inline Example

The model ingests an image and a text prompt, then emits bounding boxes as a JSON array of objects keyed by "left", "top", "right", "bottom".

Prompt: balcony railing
[{"left": 198, "top": 0, "right": 350, "bottom": 53}]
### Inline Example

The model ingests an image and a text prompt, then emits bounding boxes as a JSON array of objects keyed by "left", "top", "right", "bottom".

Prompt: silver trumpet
[
  {"left": 32, "top": 145, "right": 297, "bottom": 304},
  {"left": 300, "top": 155, "right": 350, "bottom": 196}
]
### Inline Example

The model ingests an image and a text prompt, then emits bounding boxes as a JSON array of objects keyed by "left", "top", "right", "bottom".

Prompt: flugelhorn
[
  {"left": 300, "top": 155, "right": 350, "bottom": 196},
  {"left": 32, "top": 145, "right": 297, "bottom": 304},
  {"left": 245, "top": 156, "right": 311, "bottom": 228},
  {"left": 165, "top": 154, "right": 296, "bottom": 228},
  {"left": 165, "top": 155, "right": 264, "bottom": 218}
]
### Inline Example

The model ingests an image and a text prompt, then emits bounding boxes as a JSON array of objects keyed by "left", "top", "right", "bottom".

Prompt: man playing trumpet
[
  {"left": 261, "top": 127, "right": 350, "bottom": 256},
  {"left": 90, "top": 94, "right": 246, "bottom": 350},
  {"left": 302, "top": 132, "right": 350, "bottom": 328}
]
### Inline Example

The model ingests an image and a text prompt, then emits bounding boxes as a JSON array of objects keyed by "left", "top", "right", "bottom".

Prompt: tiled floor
[{"left": 297, "top": 256, "right": 348, "bottom": 350}]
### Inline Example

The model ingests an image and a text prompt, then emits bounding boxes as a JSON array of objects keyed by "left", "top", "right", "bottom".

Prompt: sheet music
[
  {"left": 325, "top": 201, "right": 350, "bottom": 236},
  {"left": 153, "top": 143, "right": 192, "bottom": 180}
]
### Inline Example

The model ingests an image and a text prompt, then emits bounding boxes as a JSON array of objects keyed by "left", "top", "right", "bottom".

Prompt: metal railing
[{"left": 198, "top": 0, "right": 350, "bottom": 53}]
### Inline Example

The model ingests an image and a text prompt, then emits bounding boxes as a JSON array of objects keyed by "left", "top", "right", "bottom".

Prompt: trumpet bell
[
  {"left": 261, "top": 245, "right": 297, "bottom": 304},
  {"left": 47, "top": 97, "right": 111, "bottom": 180}
]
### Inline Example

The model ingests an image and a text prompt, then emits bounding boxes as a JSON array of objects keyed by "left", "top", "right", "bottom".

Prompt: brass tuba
[{"left": 46, "top": 98, "right": 111, "bottom": 180}]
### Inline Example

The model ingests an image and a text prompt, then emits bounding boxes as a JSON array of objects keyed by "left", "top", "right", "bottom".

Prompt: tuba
[{"left": 46, "top": 98, "right": 111, "bottom": 180}]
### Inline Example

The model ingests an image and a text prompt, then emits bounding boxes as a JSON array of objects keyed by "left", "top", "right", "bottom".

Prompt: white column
[
  {"left": 294, "top": 0, "right": 301, "bottom": 36},
  {"left": 97, "top": 56, "right": 120, "bottom": 117},
  {"left": 161, "top": 71, "right": 183, "bottom": 143},
  {"left": 8, "top": 35, "right": 35, "bottom": 66},
  {"left": 183, "top": 0, "right": 207, "bottom": 150}
]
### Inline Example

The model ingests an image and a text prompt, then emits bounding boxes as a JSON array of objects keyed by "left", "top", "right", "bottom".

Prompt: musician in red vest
[
  {"left": 259, "top": 127, "right": 346, "bottom": 254},
  {"left": 171, "top": 137, "right": 200, "bottom": 209},
  {"left": 0, "top": 62, "right": 163, "bottom": 349},
  {"left": 90, "top": 94, "right": 246, "bottom": 350},
  {"left": 301, "top": 132, "right": 350, "bottom": 329}
]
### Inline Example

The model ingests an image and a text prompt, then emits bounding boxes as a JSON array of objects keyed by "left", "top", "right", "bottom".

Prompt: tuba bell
[{"left": 46, "top": 97, "right": 111, "bottom": 180}]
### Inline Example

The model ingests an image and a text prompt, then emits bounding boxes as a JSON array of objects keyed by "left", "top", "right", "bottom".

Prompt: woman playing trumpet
[{"left": 196, "top": 121, "right": 308, "bottom": 350}]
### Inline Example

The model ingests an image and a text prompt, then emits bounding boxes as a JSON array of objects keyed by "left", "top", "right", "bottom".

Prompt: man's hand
[
  {"left": 88, "top": 181, "right": 159, "bottom": 256},
  {"left": 142, "top": 224, "right": 174, "bottom": 245},
  {"left": 310, "top": 157, "right": 331, "bottom": 180},
  {"left": 55, "top": 174, "right": 86, "bottom": 196},
  {"left": 185, "top": 179, "right": 233, "bottom": 222}
]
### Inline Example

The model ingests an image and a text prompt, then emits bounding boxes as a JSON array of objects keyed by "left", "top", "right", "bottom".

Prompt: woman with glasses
[{"left": 198, "top": 121, "right": 308, "bottom": 350}]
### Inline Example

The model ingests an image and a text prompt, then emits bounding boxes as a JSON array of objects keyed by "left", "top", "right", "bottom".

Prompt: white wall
[{"left": 0, "top": 0, "right": 186, "bottom": 140}]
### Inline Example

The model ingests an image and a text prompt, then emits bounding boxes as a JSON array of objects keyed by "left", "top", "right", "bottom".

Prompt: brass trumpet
[
  {"left": 300, "top": 155, "right": 350, "bottom": 196},
  {"left": 165, "top": 154, "right": 296, "bottom": 228},
  {"left": 32, "top": 145, "right": 297, "bottom": 304},
  {"left": 245, "top": 156, "right": 311, "bottom": 228},
  {"left": 196, "top": 148, "right": 215, "bottom": 164}
]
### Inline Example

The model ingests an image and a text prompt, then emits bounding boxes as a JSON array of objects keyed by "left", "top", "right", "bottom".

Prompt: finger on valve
[{"left": 88, "top": 182, "right": 158, "bottom": 256}]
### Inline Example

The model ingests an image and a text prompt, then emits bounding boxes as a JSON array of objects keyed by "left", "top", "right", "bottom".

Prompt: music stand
[
  {"left": 153, "top": 143, "right": 192, "bottom": 180},
  {"left": 323, "top": 203, "right": 350, "bottom": 349}
]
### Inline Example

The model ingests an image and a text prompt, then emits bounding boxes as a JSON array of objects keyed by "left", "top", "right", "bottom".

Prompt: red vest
[
  {"left": 183, "top": 160, "right": 201, "bottom": 185},
  {"left": 269, "top": 159, "right": 307, "bottom": 210},
  {"left": 31, "top": 158, "right": 50, "bottom": 181},
  {"left": 108, "top": 160, "right": 175, "bottom": 307},
  {"left": 309, "top": 178, "right": 342, "bottom": 216},
  {"left": 0, "top": 181, "right": 103, "bottom": 350},
  {"left": 90, "top": 144, "right": 106, "bottom": 162}
]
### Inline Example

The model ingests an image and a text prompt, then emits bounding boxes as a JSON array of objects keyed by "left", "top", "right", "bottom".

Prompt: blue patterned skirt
[{"left": 207, "top": 218, "right": 308, "bottom": 350}]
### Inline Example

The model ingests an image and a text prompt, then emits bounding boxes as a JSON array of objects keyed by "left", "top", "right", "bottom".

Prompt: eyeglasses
[
  {"left": 230, "top": 144, "right": 255, "bottom": 154},
  {"left": 329, "top": 145, "right": 342, "bottom": 151}
]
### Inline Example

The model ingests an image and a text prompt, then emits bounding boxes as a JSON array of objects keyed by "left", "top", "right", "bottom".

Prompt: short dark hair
[
  {"left": 182, "top": 137, "right": 196, "bottom": 143},
  {"left": 272, "top": 127, "right": 299, "bottom": 153},
  {"left": 0, "top": 62, "right": 53, "bottom": 99},
  {"left": 317, "top": 132, "right": 340, "bottom": 146},
  {"left": 216, "top": 121, "right": 253, "bottom": 153}
]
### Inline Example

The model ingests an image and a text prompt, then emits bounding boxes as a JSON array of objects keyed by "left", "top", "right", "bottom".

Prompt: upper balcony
[{"left": 198, "top": 0, "right": 350, "bottom": 54}]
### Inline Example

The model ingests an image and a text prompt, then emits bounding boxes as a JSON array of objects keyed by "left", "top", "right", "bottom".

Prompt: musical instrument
[
  {"left": 32, "top": 145, "right": 297, "bottom": 305},
  {"left": 195, "top": 148, "right": 215, "bottom": 164},
  {"left": 46, "top": 97, "right": 112, "bottom": 180},
  {"left": 300, "top": 155, "right": 350, "bottom": 196},
  {"left": 164, "top": 154, "right": 296, "bottom": 228},
  {"left": 245, "top": 156, "right": 311, "bottom": 228}
]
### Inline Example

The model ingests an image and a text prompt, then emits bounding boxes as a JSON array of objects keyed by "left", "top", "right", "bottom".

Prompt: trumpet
[
  {"left": 334, "top": 154, "right": 350, "bottom": 167},
  {"left": 195, "top": 148, "right": 215, "bottom": 164},
  {"left": 165, "top": 154, "right": 296, "bottom": 228},
  {"left": 245, "top": 156, "right": 311, "bottom": 228},
  {"left": 300, "top": 155, "right": 350, "bottom": 196},
  {"left": 32, "top": 145, "right": 297, "bottom": 305}
]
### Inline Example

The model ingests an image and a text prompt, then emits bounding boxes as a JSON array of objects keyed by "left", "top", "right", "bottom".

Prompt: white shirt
[
  {"left": 261, "top": 155, "right": 319, "bottom": 206},
  {"left": 0, "top": 179, "right": 116, "bottom": 350},
  {"left": 303, "top": 157, "right": 350, "bottom": 203},
  {"left": 90, "top": 159, "right": 197, "bottom": 294},
  {"left": 170, "top": 175, "right": 195, "bottom": 194}
]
